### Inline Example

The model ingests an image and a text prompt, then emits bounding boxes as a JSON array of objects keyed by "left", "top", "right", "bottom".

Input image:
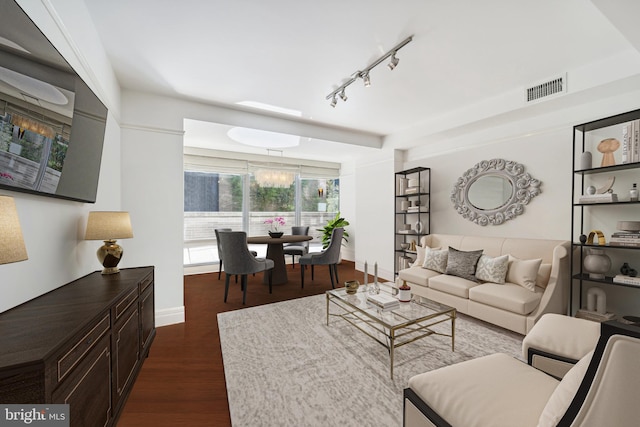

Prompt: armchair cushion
[
  {"left": 408, "top": 353, "right": 558, "bottom": 427},
  {"left": 537, "top": 350, "right": 594, "bottom": 427},
  {"left": 445, "top": 247, "right": 483, "bottom": 281},
  {"left": 522, "top": 313, "right": 601, "bottom": 362}
]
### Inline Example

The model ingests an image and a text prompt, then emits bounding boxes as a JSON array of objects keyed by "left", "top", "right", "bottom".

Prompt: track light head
[
  {"left": 388, "top": 53, "right": 399, "bottom": 70},
  {"left": 362, "top": 71, "right": 371, "bottom": 87},
  {"left": 330, "top": 95, "right": 337, "bottom": 107},
  {"left": 339, "top": 89, "right": 347, "bottom": 101}
]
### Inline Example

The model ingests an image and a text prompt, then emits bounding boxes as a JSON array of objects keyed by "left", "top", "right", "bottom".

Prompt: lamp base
[{"left": 97, "top": 240, "right": 124, "bottom": 275}]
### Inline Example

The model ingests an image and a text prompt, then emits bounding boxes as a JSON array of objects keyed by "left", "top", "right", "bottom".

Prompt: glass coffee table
[{"left": 326, "top": 283, "right": 456, "bottom": 379}]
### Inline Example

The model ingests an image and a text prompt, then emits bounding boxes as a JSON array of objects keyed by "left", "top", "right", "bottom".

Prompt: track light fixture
[
  {"left": 362, "top": 71, "right": 371, "bottom": 87},
  {"left": 325, "top": 35, "right": 412, "bottom": 107},
  {"left": 387, "top": 53, "right": 399, "bottom": 70}
]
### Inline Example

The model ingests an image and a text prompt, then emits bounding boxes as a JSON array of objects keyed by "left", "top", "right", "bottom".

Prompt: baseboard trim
[{"left": 156, "top": 306, "right": 185, "bottom": 327}]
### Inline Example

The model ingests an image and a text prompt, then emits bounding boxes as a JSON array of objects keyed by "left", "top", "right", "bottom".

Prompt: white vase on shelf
[{"left": 583, "top": 248, "right": 611, "bottom": 280}]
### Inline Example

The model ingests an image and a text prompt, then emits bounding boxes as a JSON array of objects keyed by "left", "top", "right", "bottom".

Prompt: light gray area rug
[{"left": 218, "top": 294, "right": 524, "bottom": 427}]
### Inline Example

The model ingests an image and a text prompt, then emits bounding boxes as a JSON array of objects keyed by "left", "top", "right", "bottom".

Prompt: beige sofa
[{"left": 397, "top": 234, "right": 570, "bottom": 334}]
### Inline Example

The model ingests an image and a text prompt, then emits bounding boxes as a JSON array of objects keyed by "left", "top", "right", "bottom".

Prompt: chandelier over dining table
[{"left": 254, "top": 168, "right": 296, "bottom": 188}]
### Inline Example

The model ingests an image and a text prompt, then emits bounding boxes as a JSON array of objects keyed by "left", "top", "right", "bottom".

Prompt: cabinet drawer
[
  {"left": 57, "top": 314, "right": 110, "bottom": 382},
  {"left": 139, "top": 272, "right": 153, "bottom": 293},
  {"left": 115, "top": 288, "right": 138, "bottom": 320},
  {"left": 52, "top": 334, "right": 111, "bottom": 427},
  {"left": 112, "top": 303, "right": 140, "bottom": 409},
  {"left": 140, "top": 284, "right": 155, "bottom": 352}
]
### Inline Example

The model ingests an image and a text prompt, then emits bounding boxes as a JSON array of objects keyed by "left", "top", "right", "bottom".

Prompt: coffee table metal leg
[
  {"left": 326, "top": 294, "right": 330, "bottom": 326},
  {"left": 390, "top": 329, "right": 395, "bottom": 379},
  {"left": 452, "top": 313, "right": 456, "bottom": 351}
]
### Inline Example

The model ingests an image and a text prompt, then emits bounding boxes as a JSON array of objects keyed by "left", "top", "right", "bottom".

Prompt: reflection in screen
[{"left": 0, "top": 86, "right": 73, "bottom": 194}]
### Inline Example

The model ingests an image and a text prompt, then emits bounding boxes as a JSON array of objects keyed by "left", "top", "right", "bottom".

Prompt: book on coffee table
[{"left": 367, "top": 292, "right": 400, "bottom": 310}]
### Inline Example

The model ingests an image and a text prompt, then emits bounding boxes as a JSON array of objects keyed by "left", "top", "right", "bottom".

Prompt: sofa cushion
[
  {"left": 445, "top": 247, "right": 483, "bottom": 281},
  {"left": 398, "top": 266, "right": 441, "bottom": 288},
  {"left": 507, "top": 256, "right": 542, "bottom": 291},
  {"left": 469, "top": 283, "right": 543, "bottom": 315},
  {"left": 537, "top": 350, "right": 594, "bottom": 427},
  {"left": 429, "top": 274, "right": 480, "bottom": 298},
  {"left": 408, "top": 353, "right": 558, "bottom": 427},
  {"left": 537, "top": 263, "right": 552, "bottom": 288},
  {"left": 422, "top": 248, "right": 448, "bottom": 273},
  {"left": 476, "top": 254, "right": 509, "bottom": 284},
  {"left": 412, "top": 245, "right": 427, "bottom": 267}
]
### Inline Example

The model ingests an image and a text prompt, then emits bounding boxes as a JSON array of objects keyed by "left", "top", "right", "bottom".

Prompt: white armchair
[{"left": 404, "top": 320, "right": 640, "bottom": 427}]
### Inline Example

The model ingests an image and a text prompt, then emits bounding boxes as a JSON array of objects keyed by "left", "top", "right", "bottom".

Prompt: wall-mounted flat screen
[{"left": 0, "top": 0, "right": 108, "bottom": 203}]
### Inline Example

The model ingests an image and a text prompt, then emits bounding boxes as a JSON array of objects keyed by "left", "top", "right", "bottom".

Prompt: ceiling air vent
[{"left": 525, "top": 75, "right": 566, "bottom": 103}]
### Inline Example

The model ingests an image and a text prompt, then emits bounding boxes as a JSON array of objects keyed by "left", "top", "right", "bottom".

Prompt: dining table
[{"left": 246, "top": 234, "right": 313, "bottom": 285}]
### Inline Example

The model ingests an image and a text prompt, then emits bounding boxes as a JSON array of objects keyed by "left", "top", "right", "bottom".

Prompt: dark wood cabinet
[{"left": 0, "top": 266, "right": 155, "bottom": 427}]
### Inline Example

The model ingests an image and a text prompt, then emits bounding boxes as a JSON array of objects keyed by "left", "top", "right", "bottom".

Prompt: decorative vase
[
  {"left": 583, "top": 248, "right": 611, "bottom": 280},
  {"left": 345, "top": 280, "right": 360, "bottom": 295},
  {"left": 268, "top": 231, "right": 283, "bottom": 238},
  {"left": 398, "top": 288, "right": 411, "bottom": 302}
]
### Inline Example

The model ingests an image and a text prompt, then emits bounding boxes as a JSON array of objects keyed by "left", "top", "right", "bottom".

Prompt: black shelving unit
[
  {"left": 394, "top": 167, "right": 430, "bottom": 277},
  {"left": 571, "top": 108, "right": 640, "bottom": 314}
]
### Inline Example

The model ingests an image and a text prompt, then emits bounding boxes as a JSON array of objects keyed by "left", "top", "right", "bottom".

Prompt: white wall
[
  {"left": 1, "top": 1, "right": 122, "bottom": 314},
  {"left": 120, "top": 126, "right": 185, "bottom": 325},
  {"left": 351, "top": 149, "right": 398, "bottom": 281},
  {"left": 383, "top": 90, "right": 640, "bottom": 316},
  {"left": 338, "top": 161, "right": 356, "bottom": 262}
]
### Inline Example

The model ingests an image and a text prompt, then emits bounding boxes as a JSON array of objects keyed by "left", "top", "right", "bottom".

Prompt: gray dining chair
[
  {"left": 215, "top": 228, "right": 232, "bottom": 280},
  {"left": 216, "top": 227, "right": 257, "bottom": 280},
  {"left": 218, "top": 231, "right": 274, "bottom": 304},
  {"left": 299, "top": 227, "right": 344, "bottom": 289},
  {"left": 282, "top": 226, "right": 310, "bottom": 268}
]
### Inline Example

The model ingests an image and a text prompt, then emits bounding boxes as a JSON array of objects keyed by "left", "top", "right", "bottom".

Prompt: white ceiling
[{"left": 83, "top": 0, "right": 640, "bottom": 162}]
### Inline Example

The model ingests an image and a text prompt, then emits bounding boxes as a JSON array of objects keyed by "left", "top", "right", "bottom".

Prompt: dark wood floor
[{"left": 118, "top": 261, "right": 365, "bottom": 426}]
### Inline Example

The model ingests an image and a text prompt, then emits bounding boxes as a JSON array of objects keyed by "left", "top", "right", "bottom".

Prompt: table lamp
[
  {"left": 85, "top": 211, "right": 133, "bottom": 274},
  {"left": 0, "top": 196, "right": 28, "bottom": 265}
]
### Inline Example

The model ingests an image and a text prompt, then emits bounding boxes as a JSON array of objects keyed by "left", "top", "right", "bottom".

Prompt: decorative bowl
[
  {"left": 345, "top": 280, "right": 360, "bottom": 294},
  {"left": 400, "top": 243, "right": 410, "bottom": 249},
  {"left": 268, "top": 231, "right": 284, "bottom": 238}
]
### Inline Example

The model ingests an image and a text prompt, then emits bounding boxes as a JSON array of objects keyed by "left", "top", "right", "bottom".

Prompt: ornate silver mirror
[{"left": 450, "top": 159, "right": 541, "bottom": 226}]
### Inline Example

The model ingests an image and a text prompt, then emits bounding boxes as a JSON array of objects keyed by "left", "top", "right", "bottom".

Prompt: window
[
  {"left": 300, "top": 177, "right": 339, "bottom": 241},
  {"left": 183, "top": 152, "right": 340, "bottom": 267}
]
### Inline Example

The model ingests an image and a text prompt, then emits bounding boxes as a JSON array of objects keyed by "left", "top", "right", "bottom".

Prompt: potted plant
[
  {"left": 318, "top": 212, "right": 349, "bottom": 249},
  {"left": 264, "top": 216, "right": 286, "bottom": 238}
]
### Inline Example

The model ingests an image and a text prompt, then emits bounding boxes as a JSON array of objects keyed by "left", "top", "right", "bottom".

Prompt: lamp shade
[
  {"left": 85, "top": 211, "right": 133, "bottom": 240},
  {"left": 0, "top": 196, "right": 28, "bottom": 264}
]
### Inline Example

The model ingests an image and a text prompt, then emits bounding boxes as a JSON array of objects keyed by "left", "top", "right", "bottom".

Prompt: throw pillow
[
  {"left": 506, "top": 256, "right": 543, "bottom": 291},
  {"left": 475, "top": 254, "right": 509, "bottom": 284},
  {"left": 445, "top": 247, "right": 483, "bottom": 282},
  {"left": 537, "top": 350, "right": 594, "bottom": 427},
  {"left": 537, "top": 263, "right": 552, "bottom": 288},
  {"left": 412, "top": 245, "right": 427, "bottom": 267},
  {"left": 422, "top": 248, "right": 448, "bottom": 273}
]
